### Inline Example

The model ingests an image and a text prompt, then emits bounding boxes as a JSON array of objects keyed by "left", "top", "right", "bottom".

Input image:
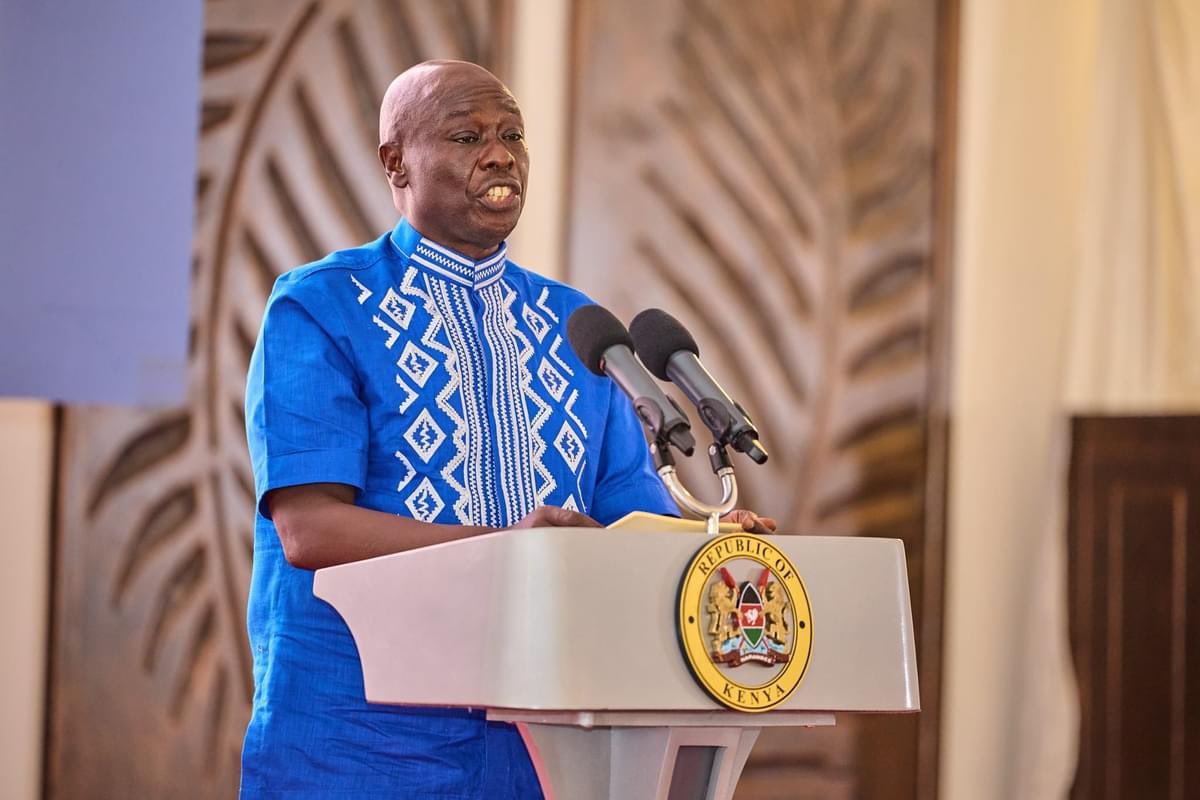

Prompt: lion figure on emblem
[
  {"left": 762, "top": 582, "right": 790, "bottom": 644},
  {"left": 705, "top": 581, "right": 738, "bottom": 652}
]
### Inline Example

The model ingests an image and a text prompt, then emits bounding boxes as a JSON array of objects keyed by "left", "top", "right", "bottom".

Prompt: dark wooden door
[{"left": 1068, "top": 416, "right": 1200, "bottom": 800}]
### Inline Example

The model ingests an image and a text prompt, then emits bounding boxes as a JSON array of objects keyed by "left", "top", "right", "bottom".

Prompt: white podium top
[{"left": 313, "top": 529, "right": 919, "bottom": 714}]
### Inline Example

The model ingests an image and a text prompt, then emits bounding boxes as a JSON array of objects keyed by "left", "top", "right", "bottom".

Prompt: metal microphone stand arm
[{"left": 650, "top": 440, "right": 738, "bottom": 536}]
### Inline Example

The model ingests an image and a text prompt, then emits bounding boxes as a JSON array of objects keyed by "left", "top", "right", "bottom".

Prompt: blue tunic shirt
[{"left": 241, "top": 218, "right": 677, "bottom": 798}]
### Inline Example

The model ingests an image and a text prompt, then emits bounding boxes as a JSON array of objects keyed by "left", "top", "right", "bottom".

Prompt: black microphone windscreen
[
  {"left": 566, "top": 304, "right": 635, "bottom": 376},
  {"left": 629, "top": 308, "right": 699, "bottom": 380}
]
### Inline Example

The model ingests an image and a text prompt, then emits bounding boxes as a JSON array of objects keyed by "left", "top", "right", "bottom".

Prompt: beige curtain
[
  {"left": 948, "top": 1, "right": 1199, "bottom": 798},
  {"left": 1066, "top": 0, "right": 1200, "bottom": 409},
  {"left": 1013, "top": 0, "right": 1200, "bottom": 797}
]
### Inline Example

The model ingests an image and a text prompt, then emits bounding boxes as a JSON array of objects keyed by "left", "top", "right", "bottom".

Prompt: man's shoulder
[
  {"left": 502, "top": 260, "right": 595, "bottom": 314},
  {"left": 272, "top": 233, "right": 394, "bottom": 297}
]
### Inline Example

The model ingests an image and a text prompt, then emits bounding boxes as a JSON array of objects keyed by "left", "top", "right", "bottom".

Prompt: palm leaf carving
[
  {"left": 51, "top": 2, "right": 513, "bottom": 796},
  {"left": 571, "top": 0, "right": 932, "bottom": 538},
  {"left": 568, "top": 0, "right": 940, "bottom": 794}
]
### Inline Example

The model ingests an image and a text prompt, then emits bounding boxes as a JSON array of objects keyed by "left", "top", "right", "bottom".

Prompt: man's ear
[{"left": 378, "top": 142, "right": 408, "bottom": 188}]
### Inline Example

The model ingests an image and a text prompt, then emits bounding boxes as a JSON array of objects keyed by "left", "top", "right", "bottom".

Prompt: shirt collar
[{"left": 389, "top": 217, "right": 507, "bottom": 290}]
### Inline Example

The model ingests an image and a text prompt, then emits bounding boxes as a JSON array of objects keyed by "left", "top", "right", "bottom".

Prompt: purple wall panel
[{"left": 0, "top": 1, "right": 202, "bottom": 405}]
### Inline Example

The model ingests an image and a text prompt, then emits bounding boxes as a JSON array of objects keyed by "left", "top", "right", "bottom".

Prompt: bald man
[{"left": 241, "top": 61, "right": 773, "bottom": 798}]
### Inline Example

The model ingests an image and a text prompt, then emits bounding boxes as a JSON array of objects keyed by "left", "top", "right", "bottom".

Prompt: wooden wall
[
  {"left": 46, "top": 2, "right": 511, "bottom": 797},
  {"left": 566, "top": 0, "right": 954, "bottom": 796},
  {"left": 46, "top": 0, "right": 954, "bottom": 797}
]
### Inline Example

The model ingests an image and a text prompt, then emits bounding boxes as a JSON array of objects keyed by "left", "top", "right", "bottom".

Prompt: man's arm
[{"left": 269, "top": 483, "right": 600, "bottom": 570}]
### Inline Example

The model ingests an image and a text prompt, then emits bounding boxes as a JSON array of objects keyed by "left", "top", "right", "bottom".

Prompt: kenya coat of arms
[
  {"left": 708, "top": 566, "right": 791, "bottom": 666},
  {"left": 677, "top": 533, "right": 813, "bottom": 712}
]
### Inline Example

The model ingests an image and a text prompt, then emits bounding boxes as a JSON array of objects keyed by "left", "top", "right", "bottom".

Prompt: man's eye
[
  {"left": 503, "top": 131, "right": 525, "bottom": 142},
  {"left": 452, "top": 133, "right": 479, "bottom": 144}
]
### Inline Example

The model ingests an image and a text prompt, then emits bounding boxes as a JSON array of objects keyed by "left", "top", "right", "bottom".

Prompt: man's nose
[{"left": 480, "top": 137, "right": 515, "bottom": 170}]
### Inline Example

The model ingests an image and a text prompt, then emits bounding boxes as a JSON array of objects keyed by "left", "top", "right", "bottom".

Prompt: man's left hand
[{"left": 721, "top": 509, "right": 778, "bottom": 535}]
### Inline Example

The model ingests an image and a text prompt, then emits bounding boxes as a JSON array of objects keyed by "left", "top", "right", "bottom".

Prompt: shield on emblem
[{"left": 738, "top": 582, "right": 765, "bottom": 647}]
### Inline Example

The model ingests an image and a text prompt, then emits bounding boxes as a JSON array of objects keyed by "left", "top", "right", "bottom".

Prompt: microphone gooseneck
[
  {"left": 629, "top": 308, "right": 768, "bottom": 465},
  {"left": 566, "top": 304, "right": 695, "bottom": 456}
]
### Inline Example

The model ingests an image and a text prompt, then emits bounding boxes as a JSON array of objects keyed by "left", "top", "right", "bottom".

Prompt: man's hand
[
  {"left": 721, "top": 509, "right": 778, "bottom": 535},
  {"left": 512, "top": 505, "right": 602, "bottom": 529}
]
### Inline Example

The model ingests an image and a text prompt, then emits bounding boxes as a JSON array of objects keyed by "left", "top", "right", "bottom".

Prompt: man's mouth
[{"left": 480, "top": 184, "right": 520, "bottom": 210}]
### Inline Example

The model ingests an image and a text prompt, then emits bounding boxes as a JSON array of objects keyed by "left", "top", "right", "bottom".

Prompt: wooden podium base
[{"left": 492, "top": 710, "right": 835, "bottom": 800}]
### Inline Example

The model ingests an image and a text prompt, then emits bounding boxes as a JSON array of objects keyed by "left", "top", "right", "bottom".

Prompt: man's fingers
[
  {"left": 740, "top": 516, "right": 773, "bottom": 535},
  {"left": 722, "top": 509, "right": 777, "bottom": 535},
  {"left": 516, "top": 505, "right": 602, "bottom": 529},
  {"left": 544, "top": 506, "right": 602, "bottom": 528}
]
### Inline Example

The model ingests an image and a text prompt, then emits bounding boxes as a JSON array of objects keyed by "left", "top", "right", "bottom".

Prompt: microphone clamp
[
  {"left": 627, "top": 386, "right": 696, "bottom": 457},
  {"left": 650, "top": 438, "right": 739, "bottom": 535}
]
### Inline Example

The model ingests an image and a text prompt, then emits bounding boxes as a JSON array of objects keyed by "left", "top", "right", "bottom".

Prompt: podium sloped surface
[{"left": 313, "top": 529, "right": 918, "bottom": 714}]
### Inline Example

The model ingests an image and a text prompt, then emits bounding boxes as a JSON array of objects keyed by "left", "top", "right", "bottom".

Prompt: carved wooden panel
[
  {"left": 567, "top": 0, "right": 953, "bottom": 796},
  {"left": 47, "top": 2, "right": 511, "bottom": 797},
  {"left": 1068, "top": 416, "right": 1200, "bottom": 800}
]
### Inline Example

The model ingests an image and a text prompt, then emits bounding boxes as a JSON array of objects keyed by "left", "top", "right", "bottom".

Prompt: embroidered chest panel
[{"left": 349, "top": 265, "right": 589, "bottom": 526}]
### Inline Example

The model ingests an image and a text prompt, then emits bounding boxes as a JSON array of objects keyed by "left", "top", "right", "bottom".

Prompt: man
[{"left": 241, "top": 60, "right": 774, "bottom": 798}]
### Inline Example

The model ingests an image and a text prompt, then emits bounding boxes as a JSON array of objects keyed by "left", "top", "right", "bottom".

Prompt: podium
[{"left": 314, "top": 529, "right": 918, "bottom": 799}]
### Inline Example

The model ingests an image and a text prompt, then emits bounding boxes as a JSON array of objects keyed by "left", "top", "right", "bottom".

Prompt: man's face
[{"left": 388, "top": 67, "right": 529, "bottom": 259}]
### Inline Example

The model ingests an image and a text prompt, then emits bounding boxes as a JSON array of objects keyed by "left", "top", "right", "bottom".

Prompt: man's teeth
[{"left": 486, "top": 186, "right": 513, "bottom": 201}]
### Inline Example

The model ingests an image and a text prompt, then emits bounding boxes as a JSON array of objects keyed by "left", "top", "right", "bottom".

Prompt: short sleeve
[
  {"left": 588, "top": 382, "right": 680, "bottom": 525},
  {"left": 245, "top": 281, "right": 368, "bottom": 518}
]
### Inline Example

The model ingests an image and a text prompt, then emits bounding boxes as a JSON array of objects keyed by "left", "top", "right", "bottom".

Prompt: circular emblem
[{"left": 677, "top": 534, "right": 813, "bottom": 712}]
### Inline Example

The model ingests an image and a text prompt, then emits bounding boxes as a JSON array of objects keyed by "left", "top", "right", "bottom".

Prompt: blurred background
[{"left": 1, "top": 0, "right": 1197, "bottom": 798}]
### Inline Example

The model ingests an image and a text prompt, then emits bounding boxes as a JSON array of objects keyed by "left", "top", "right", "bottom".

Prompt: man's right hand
[{"left": 511, "top": 505, "right": 602, "bottom": 529}]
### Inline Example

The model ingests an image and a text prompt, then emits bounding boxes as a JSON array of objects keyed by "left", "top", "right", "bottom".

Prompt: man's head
[{"left": 378, "top": 60, "right": 528, "bottom": 260}]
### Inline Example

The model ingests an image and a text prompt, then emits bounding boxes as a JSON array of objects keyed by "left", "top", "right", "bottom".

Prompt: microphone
[
  {"left": 566, "top": 305, "right": 696, "bottom": 456},
  {"left": 629, "top": 308, "right": 768, "bottom": 464}
]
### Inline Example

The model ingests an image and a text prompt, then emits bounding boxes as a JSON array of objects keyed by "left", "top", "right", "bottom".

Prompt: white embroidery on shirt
[
  {"left": 397, "top": 341, "right": 437, "bottom": 388},
  {"left": 563, "top": 389, "right": 588, "bottom": 439},
  {"left": 548, "top": 335, "right": 574, "bottom": 377},
  {"left": 356, "top": 255, "right": 595, "bottom": 525},
  {"left": 394, "top": 450, "right": 415, "bottom": 492},
  {"left": 535, "top": 287, "right": 559, "bottom": 322},
  {"left": 553, "top": 420, "right": 585, "bottom": 473},
  {"left": 404, "top": 408, "right": 446, "bottom": 463},
  {"left": 405, "top": 477, "right": 445, "bottom": 522},
  {"left": 371, "top": 315, "right": 400, "bottom": 349},
  {"left": 537, "top": 358, "right": 568, "bottom": 402},
  {"left": 480, "top": 281, "right": 539, "bottom": 520},
  {"left": 401, "top": 268, "right": 471, "bottom": 524},
  {"left": 428, "top": 277, "right": 495, "bottom": 524},
  {"left": 379, "top": 287, "right": 416, "bottom": 330},
  {"left": 395, "top": 374, "right": 418, "bottom": 413},
  {"left": 521, "top": 303, "right": 550, "bottom": 343},
  {"left": 351, "top": 275, "right": 373, "bottom": 304}
]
